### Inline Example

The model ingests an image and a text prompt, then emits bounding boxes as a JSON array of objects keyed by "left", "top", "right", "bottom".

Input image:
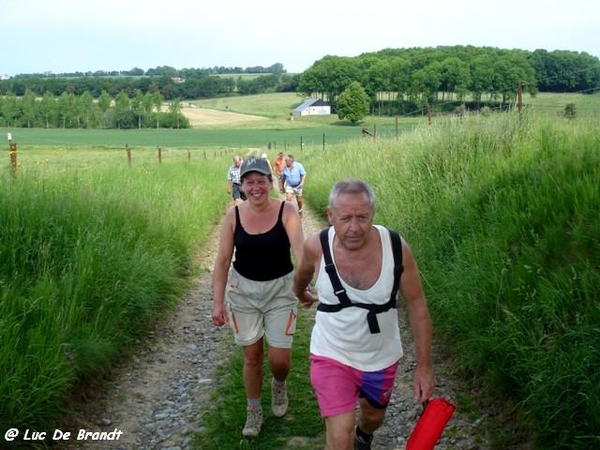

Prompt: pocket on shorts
[
  {"left": 225, "top": 269, "right": 243, "bottom": 309},
  {"left": 284, "top": 306, "right": 298, "bottom": 336}
]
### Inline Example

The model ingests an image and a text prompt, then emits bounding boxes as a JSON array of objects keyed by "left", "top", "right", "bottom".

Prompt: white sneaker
[
  {"left": 271, "top": 379, "right": 289, "bottom": 417},
  {"left": 242, "top": 405, "right": 263, "bottom": 438}
]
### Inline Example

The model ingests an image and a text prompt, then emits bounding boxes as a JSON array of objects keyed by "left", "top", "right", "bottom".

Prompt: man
[
  {"left": 282, "top": 154, "right": 306, "bottom": 214},
  {"left": 273, "top": 151, "right": 286, "bottom": 193},
  {"left": 293, "top": 179, "right": 435, "bottom": 450},
  {"left": 227, "top": 155, "right": 246, "bottom": 205}
]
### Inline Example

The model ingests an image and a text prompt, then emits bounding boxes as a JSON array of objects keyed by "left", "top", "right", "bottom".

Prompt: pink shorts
[{"left": 310, "top": 355, "right": 399, "bottom": 417}]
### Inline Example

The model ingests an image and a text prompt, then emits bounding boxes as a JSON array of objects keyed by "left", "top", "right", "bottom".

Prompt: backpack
[{"left": 316, "top": 227, "right": 404, "bottom": 334}]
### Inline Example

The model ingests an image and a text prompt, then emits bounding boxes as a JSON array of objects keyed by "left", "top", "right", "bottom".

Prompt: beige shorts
[
  {"left": 284, "top": 183, "right": 303, "bottom": 196},
  {"left": 225, "top": 268, "right": 298, "bottom": 348}
]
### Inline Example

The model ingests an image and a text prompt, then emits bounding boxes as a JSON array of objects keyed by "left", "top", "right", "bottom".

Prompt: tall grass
[
  {"left": 298, "top": 112, "right": 600, "bottom": 448},
  {"left": 0, "top": 151, "right": 229, "bottom": 445}
]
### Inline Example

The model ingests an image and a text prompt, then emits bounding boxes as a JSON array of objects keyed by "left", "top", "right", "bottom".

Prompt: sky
[{"left": 2, "top": 0, "right": 599, "bottom": 76}]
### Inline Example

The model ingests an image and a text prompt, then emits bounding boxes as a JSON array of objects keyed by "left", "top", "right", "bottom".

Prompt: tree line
[
  {"left": 0, "top": 89, "right": 190, "bottom": 130},
  {"left": 297, "top": 46, "right": 600, "bottom": 115},
  {"left": 10, "top": 63, "right": 287, "bottom": 80},
  {"left": 1, "top": 46, "right": 598, "bottom": 128}
]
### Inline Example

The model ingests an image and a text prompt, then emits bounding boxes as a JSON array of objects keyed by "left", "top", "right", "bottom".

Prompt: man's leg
[
  {"left": 324, "top": 411, "right": 355, "bottom": 450},
  {"left": 354, "top": 397, "right": 386, "bottom": 449}
]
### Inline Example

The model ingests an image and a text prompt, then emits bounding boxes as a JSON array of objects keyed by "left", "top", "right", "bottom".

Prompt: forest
[{"left": 1, "top": 45, "right": 598, "bottom": 128}]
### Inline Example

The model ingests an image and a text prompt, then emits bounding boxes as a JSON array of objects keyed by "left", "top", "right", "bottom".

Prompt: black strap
[{"left": 317, "top": 227, "right": 403, "bottom": 334}]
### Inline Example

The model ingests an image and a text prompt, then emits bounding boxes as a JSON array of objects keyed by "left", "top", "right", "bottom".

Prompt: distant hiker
[
  {"left": 273, "top": 151, "right": 286, "bottom": 193},
  {"left": 227, "top": 155, "right": 246, "bottom": 205},
  {"left": 282, "top": 154, "right": 306, "bottom": 215}
]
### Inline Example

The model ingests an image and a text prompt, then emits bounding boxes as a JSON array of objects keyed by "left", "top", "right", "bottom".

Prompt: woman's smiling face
[{"left": 242, "top": 172, "right": 271, "bottom": 200}]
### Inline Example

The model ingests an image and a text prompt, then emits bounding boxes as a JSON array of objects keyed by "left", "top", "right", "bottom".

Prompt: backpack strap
[
  {"left": 317, "top": 226, "right": 404, "bottom": 334},
  {"left": 388, "top": 229, "right": 403, "bottom": 307},
  {"left": 318, "top": 228, "right": 351, "bottom": 310}
]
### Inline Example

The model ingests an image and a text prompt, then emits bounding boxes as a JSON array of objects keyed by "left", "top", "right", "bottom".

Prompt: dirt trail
[{"left": 54, "top": 199, "right": 493, "bottom": 450}]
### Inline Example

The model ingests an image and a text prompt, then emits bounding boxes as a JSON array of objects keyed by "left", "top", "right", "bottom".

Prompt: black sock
[{"left": 356, "top": 426, "right": 373, "bottom": 442}]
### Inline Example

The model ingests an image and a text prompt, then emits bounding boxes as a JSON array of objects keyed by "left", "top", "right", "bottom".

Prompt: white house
[{"left": 292, "top": 98, "right": 331, "bottom": 117}]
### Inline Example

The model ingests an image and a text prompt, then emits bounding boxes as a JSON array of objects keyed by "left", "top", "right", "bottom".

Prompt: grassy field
[
  {"left": 1, "top": 92, "right": 599, "bottom": 449},
  {"left": 522, "top": 92, "right": 600, "bottom": 118}
]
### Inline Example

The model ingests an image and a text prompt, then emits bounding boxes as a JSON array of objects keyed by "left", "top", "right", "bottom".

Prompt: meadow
[{"left": 1, "top": 92, "right": 599, "bottom": 449}]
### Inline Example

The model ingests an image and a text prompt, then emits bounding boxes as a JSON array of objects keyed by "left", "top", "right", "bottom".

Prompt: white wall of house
[{"left": 299, "top": 105, "right": 331, "bottom": 116}]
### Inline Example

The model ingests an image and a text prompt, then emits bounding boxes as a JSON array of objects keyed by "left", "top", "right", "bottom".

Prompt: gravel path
[{"left": 54, "top": 201, "right": 494, "bottom": 450}]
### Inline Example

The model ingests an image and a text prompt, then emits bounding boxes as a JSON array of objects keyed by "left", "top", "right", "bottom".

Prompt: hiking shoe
[
  {"left": 298, "top": 208, "right": 303, "bottom": 216},
  {"left": 242, "top": 405, "right": 263, "bottom": 438},
  {"left": 355, "top": 432, "right": 373, "bottom": 450},
  {"left": 271, "top": 379, "right": 289, "bottom": 417}
]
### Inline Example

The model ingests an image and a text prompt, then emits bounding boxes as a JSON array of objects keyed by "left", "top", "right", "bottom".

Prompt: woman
[{"left": 212, "top": 155, "right": 304, "bottom": 438}]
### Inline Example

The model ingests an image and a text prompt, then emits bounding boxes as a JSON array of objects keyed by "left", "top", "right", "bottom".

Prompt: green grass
[
  {"left": 191, "top": 92, "right": 307, "bottom": 119},
  {"left": 0, "top": 122, "right": 418, "bottom": 152},
  {"left": 522, "top": 92, "right": 600, "bottom": 118},
  {"left": 0, "top": 149, "right": 231, "bottom": 447}
]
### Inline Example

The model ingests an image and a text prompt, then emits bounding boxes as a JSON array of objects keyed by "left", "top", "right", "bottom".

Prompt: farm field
[{"left": 0, "top": 92, "right": 424, "bottom": 150}]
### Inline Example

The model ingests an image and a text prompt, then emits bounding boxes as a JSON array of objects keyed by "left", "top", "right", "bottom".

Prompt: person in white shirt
[{"left": 293, "top": 179, "right": 435, "bottom": 450}]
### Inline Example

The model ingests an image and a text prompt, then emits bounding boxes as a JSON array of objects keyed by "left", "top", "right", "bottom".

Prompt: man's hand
[
  {"left": 298, "top": 287, "right": 318, "bottom": 308},
  {"left": 413, "top": 364, "right": 435, "bottom": 404}
]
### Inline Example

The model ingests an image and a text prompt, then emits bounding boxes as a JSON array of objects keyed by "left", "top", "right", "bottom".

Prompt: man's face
[
  {"left": 235, "top": 158, "right": 242, "bottom": 167},
  {"left": 327, "top": 192, "right": 375, "bottom": 251},
  {"left": 285, "top": 157, "right": 293, "bottom": 167}
]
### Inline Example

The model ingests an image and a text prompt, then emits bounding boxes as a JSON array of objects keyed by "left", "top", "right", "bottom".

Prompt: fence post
[
  {"left": 157, "top": 146, "right": 162, "bottom": 164},
  {"left": 126, "top": 143, "right": 132, "bottom": 167},
  {"left": 427, "top": 104, "right": 432, "bottom": 126},
  {"left": 8, "top": 133, "right": 17, "bottom": 178},
  {"left": 322, "top": 133, "right": 325, "bottom": 151},
  {"left": 517, "top": 82, "right": 523, "bottom": 119}
]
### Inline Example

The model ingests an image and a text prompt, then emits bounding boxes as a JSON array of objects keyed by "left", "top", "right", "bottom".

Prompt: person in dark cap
[{"left": 212, "top": 156, "right": 305, "bottom": 438}]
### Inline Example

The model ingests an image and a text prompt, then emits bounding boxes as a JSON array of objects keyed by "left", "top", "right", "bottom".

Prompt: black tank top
[{"left": 233, "top": 201, "right": 293, "bottom": 281}]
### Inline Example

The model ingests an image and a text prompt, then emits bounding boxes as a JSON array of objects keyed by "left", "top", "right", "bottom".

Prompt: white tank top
[{"left": 311, "top": 225, "right": 403, "bottom": 371}]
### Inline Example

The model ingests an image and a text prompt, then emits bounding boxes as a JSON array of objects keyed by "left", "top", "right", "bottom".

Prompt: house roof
[{"left": 293, "top": 98, "right": 330, "bottom": 112}]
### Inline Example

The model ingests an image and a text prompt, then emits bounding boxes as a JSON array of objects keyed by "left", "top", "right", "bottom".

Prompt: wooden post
[
  {"left": 517, "top": 82, "right": 523, "bottom": 119},
  {"left": 322, "top": 133, "right": 325, "bottom": 151},
  {"left": 157, "top": 146, "right": 162, "bottom": 164},
  {"left": 300, "top": 136, "right": 303, "bottom": 153},
  {"left": 188, "top": 150, "right": 191, "bottom": 161},
  {"left": 126, "top": 144, "right": 132, "bottom": 166},
  {"left": 395, "top": 117, "right": 399, "bottom": 140},
  {"left": 8, "top": 133, "right": 17, "bottom": 178},
  {"left": 427, "top": 104, "right": 432, "bottom": 126}
]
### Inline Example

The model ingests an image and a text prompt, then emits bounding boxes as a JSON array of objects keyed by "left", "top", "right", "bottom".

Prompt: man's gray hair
[{"left": 328, "top": 179, "right": 376, "bottom": 209}]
